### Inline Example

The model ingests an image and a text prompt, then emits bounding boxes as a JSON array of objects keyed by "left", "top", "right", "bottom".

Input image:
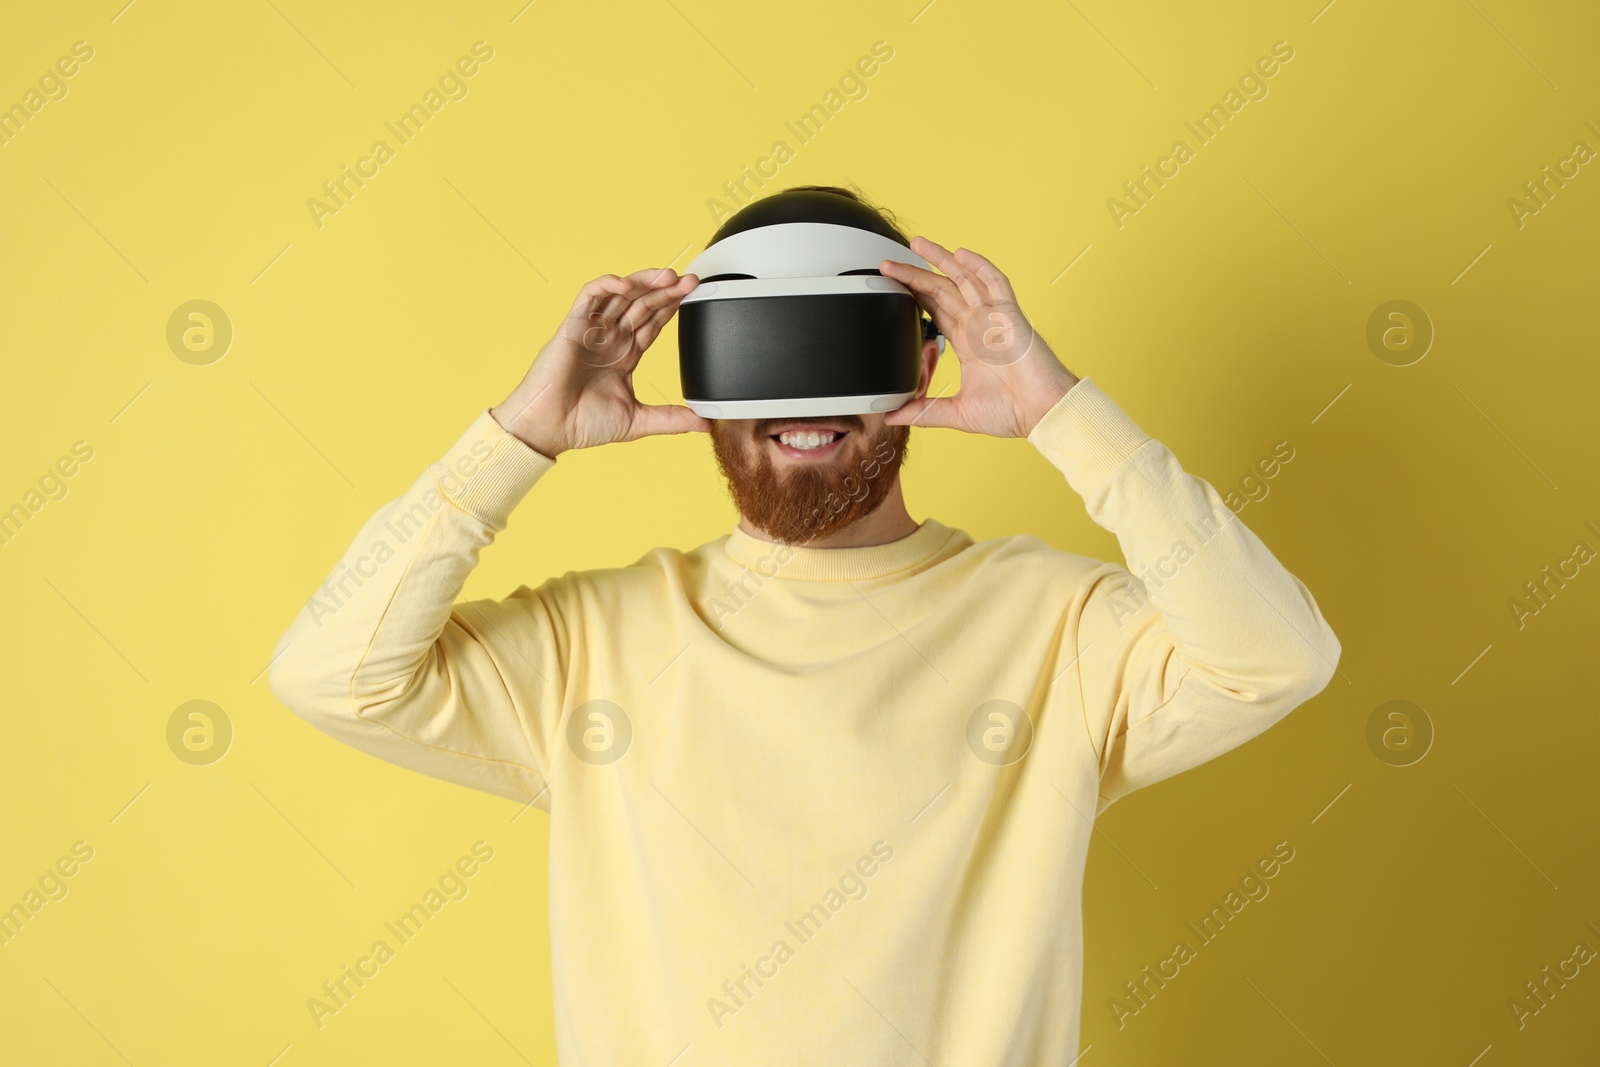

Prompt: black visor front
[{"left": 679, "top": 291, "right": 922, "bottom": 406}]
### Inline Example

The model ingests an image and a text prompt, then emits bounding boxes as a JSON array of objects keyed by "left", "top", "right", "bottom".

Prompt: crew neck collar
[{"left": 723, "top": 518, "right": 959, "bottom": 582}]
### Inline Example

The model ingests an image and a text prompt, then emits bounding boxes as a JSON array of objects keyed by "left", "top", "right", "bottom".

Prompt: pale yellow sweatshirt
[{"left": 269, "top": 378, "right": 1339, "bottom": 1065}]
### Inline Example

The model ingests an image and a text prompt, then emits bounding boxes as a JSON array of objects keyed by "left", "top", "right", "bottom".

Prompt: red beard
[{"left": 710, "top": 419, "right": 910, "bottom": 545}]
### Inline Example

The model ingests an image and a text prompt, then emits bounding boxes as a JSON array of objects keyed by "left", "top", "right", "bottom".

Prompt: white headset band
[{"left": 679, "top": 274, "right": 916, "bottom": 303}]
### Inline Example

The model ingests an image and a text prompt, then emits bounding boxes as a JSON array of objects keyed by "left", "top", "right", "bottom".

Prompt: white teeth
[{"left": 778, "top": 430, "right": 838, "bottom": 450}]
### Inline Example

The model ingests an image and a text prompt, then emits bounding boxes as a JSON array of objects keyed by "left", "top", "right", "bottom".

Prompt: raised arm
[
  {"left": 268, "top": 267, "right": 708, "bottom": 807},
  {"left": 1029, "top": 381, "right": 1338, "bottom": 811},
  {"left": 880, "top": 238, "right": 1339, "bottom": 813}
]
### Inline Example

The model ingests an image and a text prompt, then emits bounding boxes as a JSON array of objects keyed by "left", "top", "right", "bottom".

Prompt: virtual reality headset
[{"left": 678, "top": 189, "right": 944, "bottom": 419}]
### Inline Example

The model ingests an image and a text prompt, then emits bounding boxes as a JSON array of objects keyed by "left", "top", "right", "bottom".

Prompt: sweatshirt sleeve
[
  {"left": 267, "top": 410, "right": 569, "bottom": 809},
  {"left": 1027, "top": 378, "right": 1341, "bottom": 814}
]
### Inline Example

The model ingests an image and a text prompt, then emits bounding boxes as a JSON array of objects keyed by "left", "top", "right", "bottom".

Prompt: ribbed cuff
[
  {"left": 1026, "top": 378, "right": 1154, "bottom": 499},
  {"left": 429, "top": 409, "right": 556, "bottom": 530}
]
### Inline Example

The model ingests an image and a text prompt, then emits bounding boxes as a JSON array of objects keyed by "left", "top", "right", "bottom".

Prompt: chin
[{"left": 712, "top": 420, "right": 910, "bottom": 546}]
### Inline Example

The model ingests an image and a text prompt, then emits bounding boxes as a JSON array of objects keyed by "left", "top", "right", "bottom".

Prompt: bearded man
[{"left": 270, "top": 185, "right": 1339, "bottom": 1065}]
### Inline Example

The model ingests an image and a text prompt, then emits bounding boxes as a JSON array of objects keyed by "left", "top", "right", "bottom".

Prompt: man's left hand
[{"left": 880, "top": 237, "right": 1080, "bottom": 437}]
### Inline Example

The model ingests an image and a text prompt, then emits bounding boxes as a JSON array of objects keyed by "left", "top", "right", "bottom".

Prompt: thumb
[
  {"left": 627, "top": 402, "right": 713, "bottom": 440},
  {"left": 884, "top": 394, "right": 960, "bottom": 429}
]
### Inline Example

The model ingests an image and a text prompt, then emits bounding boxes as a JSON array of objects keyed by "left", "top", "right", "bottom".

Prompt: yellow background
[{"left": 2, "top": 0, "right": 1597, "bottom": 1063}]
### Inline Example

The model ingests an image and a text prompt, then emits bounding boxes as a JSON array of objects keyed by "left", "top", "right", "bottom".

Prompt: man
[{"left": 269, "top": 185, "right": 1339, "bottom": 1064}]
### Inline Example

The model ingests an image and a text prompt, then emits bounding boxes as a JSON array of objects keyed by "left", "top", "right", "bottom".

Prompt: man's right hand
[{"left": 491, "top": 268, "right": 706, "bottom": 458}]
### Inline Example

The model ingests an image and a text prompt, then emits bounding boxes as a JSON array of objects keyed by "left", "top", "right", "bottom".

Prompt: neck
[{"left": 739, "top": 479, "right": 919, "bottom": 549}]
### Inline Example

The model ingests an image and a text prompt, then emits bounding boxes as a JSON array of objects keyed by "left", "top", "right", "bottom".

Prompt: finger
[
  {"left": 907, "top": 286, "right": 961, "bottom": 347},
  {"left": 597, "top": 277, "right": 655, "bottom": 320},
  {"left": 622, "top": 273, "right": 691, "bottom": 321},
  {"left": 911, "top": 236, "right": 986, "bottom": 307},
  {"left": 631, "top": 278, "right": 697, "bottom": 351},
  {"left": 570, "top": 273, "right": 633, "bottom": 315},
  {"left": 627, "top": 402, "right": 713, "bottom": 441},
  {"left": 569, "top": 277, "right": 641, "bottom": 332},
  {"left": 879, "top": 259, "right": 965, "bottom": 330},
  {"left": 622, "top": 275, "right": 696, "bottom": 340},
  {"left": 883, "top": 393, "right": 961, "bottom": 429},
  {"left": 596, "top": 286, "right": 656, "bottom": 325},
  {"left": 884, "top": 274, "right": 959, "bottom": 353},
  {"left": 624, "top": 266, "right": 682, "bottom": 288},
  {"left": 952, "top": 247, "right": 1017, "bottom": 304},
  {"left": 586, "top": 270, "right": 673, "bottom": 323},
  {"left": 577, "top": 273, "right": 632, "bottom": 299}
]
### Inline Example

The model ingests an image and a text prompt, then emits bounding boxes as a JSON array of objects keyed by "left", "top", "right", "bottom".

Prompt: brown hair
[{"left": 775, "top": 183, "right": 913, "bottom": 246}]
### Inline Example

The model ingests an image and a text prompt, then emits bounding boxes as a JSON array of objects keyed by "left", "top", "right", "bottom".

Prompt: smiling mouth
[{"left": 769, "top": 428, "right": 849, "bottom": 459}]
